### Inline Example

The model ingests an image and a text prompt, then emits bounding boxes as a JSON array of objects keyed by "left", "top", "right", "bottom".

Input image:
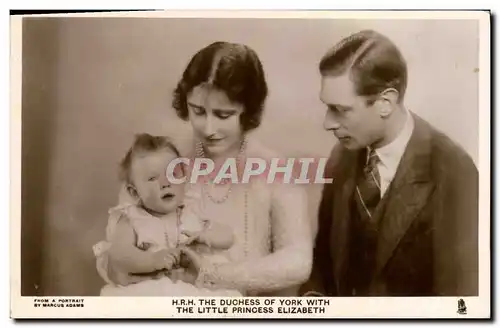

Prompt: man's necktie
[{"left": 356, "top": 148, "right": 381, "bottom": 220}]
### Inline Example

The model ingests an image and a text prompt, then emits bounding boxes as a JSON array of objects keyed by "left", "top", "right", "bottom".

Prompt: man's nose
[{"left": 323, "top": 110, "right": 341, "bottom": 131}]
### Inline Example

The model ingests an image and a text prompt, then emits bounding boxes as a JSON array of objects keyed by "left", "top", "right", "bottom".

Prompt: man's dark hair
[{"left": 319, "top": 30, "right": 408, "bottom": 104}]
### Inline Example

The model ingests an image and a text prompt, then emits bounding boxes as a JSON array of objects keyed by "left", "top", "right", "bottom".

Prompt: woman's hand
[
  {"left": 181, "top": 222, "right": 234, "bottom": 250},
  {"left": 180, "top": 230, "right": 203, "bottom": 246},
  {"left": 180, "top": 246, "right": 205, "bottom": 273},
  {"left": 152, "top": 248, "right": 181, "bottom": 271}
]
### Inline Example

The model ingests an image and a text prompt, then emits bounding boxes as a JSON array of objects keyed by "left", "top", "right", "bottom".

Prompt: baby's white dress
[{"left": 92, "top": 197, "right": 241, "bottom": 297}]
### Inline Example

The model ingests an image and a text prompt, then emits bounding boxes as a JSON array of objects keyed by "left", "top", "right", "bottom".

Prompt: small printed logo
[{"left": 457, "top": 298, "right": 467, "bottom": 315}]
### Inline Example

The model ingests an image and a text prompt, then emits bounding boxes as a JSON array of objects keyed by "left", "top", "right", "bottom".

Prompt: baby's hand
[
  {"left": 152, "top": 248, "right": 181, "bottom": 271},
  {"left": 199, "top": 222, "right": 234, "bottom": 250}
]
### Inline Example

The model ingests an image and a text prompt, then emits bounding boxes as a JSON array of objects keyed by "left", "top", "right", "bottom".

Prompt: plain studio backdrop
[{"left": 21, "top": 17, "right": 479, "bottom": 296}]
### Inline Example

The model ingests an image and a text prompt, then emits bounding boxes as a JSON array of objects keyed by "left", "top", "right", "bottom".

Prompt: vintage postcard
[{"left": 10, "top": 10, "right": 491, "bottom": 319}]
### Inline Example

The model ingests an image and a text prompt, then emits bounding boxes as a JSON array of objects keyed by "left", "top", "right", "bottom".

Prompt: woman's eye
[
  {"left": 214, "top": 111, "right": 234, "bottom": 119},
  {"left": 216, "top": 113, "right": 232, "bottom": 119},
  {"left": 148, "top": 177, "right": 157, "bottom": 182},
  {"left": 192, "top": 107, "right": 205, "bottom": 116}
]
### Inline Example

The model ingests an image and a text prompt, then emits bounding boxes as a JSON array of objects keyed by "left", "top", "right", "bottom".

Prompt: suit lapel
[
  {"left": 373, "top": 115, "right": 435, "bottom": 278},
  {"left": 331, "top": 149, "right": 360, "bottom": 292}
]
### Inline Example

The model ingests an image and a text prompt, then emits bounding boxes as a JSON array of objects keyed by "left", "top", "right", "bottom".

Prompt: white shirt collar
[{"left": 371, "top": 110, "right": 415, "bottom": 183}]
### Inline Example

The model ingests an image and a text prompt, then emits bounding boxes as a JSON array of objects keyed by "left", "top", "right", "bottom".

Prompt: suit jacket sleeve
[
  {"left": 299, "top": 147, "right": 339, "bottom": 296},
  {"left": 299, "top": 182, "right": 335, "bottom": 296},
  {"left": 434, "top": 150, "right": 479, "bottom": 296}
]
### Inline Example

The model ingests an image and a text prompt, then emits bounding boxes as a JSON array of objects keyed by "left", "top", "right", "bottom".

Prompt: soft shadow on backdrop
[{"left": 21, "top": 18, "right": 478, "bottom": 296}]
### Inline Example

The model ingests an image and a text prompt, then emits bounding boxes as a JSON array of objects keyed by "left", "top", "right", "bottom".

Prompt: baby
[{"left": 92, "top": 133, "right": 240, "bottom": 296}]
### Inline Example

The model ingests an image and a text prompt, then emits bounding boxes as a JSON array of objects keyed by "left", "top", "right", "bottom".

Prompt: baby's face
[{"left": 130, "top": 149, "right": 185, "bottom": 215}]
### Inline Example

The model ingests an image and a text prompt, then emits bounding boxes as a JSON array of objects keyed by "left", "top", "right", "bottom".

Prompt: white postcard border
[{"left": 9, "top": 10, "right": 491, "bottom": 319}]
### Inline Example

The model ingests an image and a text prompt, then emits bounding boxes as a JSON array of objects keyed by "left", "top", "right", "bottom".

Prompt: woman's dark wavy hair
[{"left": 172, "top": 42, "right": 268, "bottom": 132}]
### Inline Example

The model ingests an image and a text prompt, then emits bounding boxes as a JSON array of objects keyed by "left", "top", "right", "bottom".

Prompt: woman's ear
[{"left": 375, "top": 88, "right": 399, "bottom": 118}]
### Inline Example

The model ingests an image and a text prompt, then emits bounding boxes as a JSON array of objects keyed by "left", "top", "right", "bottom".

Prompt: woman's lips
[{"left": 205, "top": 138, "right": 224, "bottom": 145}]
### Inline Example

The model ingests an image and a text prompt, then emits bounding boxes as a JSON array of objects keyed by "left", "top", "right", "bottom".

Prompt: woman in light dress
[{"left": 171, "top": 41, "right": 313, "bottom": 296}]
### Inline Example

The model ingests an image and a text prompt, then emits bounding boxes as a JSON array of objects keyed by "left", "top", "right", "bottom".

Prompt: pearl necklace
[
  {"left": 195, "top": 137, "right": 249, "bottom": 258},
  {"left": 195, "top": 137, "right": 247, "bottom": 204}
]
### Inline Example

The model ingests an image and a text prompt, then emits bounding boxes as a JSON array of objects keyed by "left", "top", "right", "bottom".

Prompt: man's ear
[{"left": 375, "top": 88, "right": 399, "bottom": 118}]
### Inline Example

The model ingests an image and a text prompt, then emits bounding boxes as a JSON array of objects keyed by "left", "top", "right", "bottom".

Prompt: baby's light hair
[{"left": 119, "top": 133, "right": 181, "bottom": 184}]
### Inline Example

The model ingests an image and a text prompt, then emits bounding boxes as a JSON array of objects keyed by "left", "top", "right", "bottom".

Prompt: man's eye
[{"left": 329, "top": 105, "right": 348, "bottom": 113}]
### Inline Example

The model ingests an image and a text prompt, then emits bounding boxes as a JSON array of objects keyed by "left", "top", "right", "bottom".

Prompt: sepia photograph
[{"left": 10, "top": 10, "right": 490, "bottom": 318}]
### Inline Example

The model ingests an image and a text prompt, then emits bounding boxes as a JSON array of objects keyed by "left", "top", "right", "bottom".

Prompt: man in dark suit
[{"left": 300, "top": 30, "right": 478, "bottom": 296}]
